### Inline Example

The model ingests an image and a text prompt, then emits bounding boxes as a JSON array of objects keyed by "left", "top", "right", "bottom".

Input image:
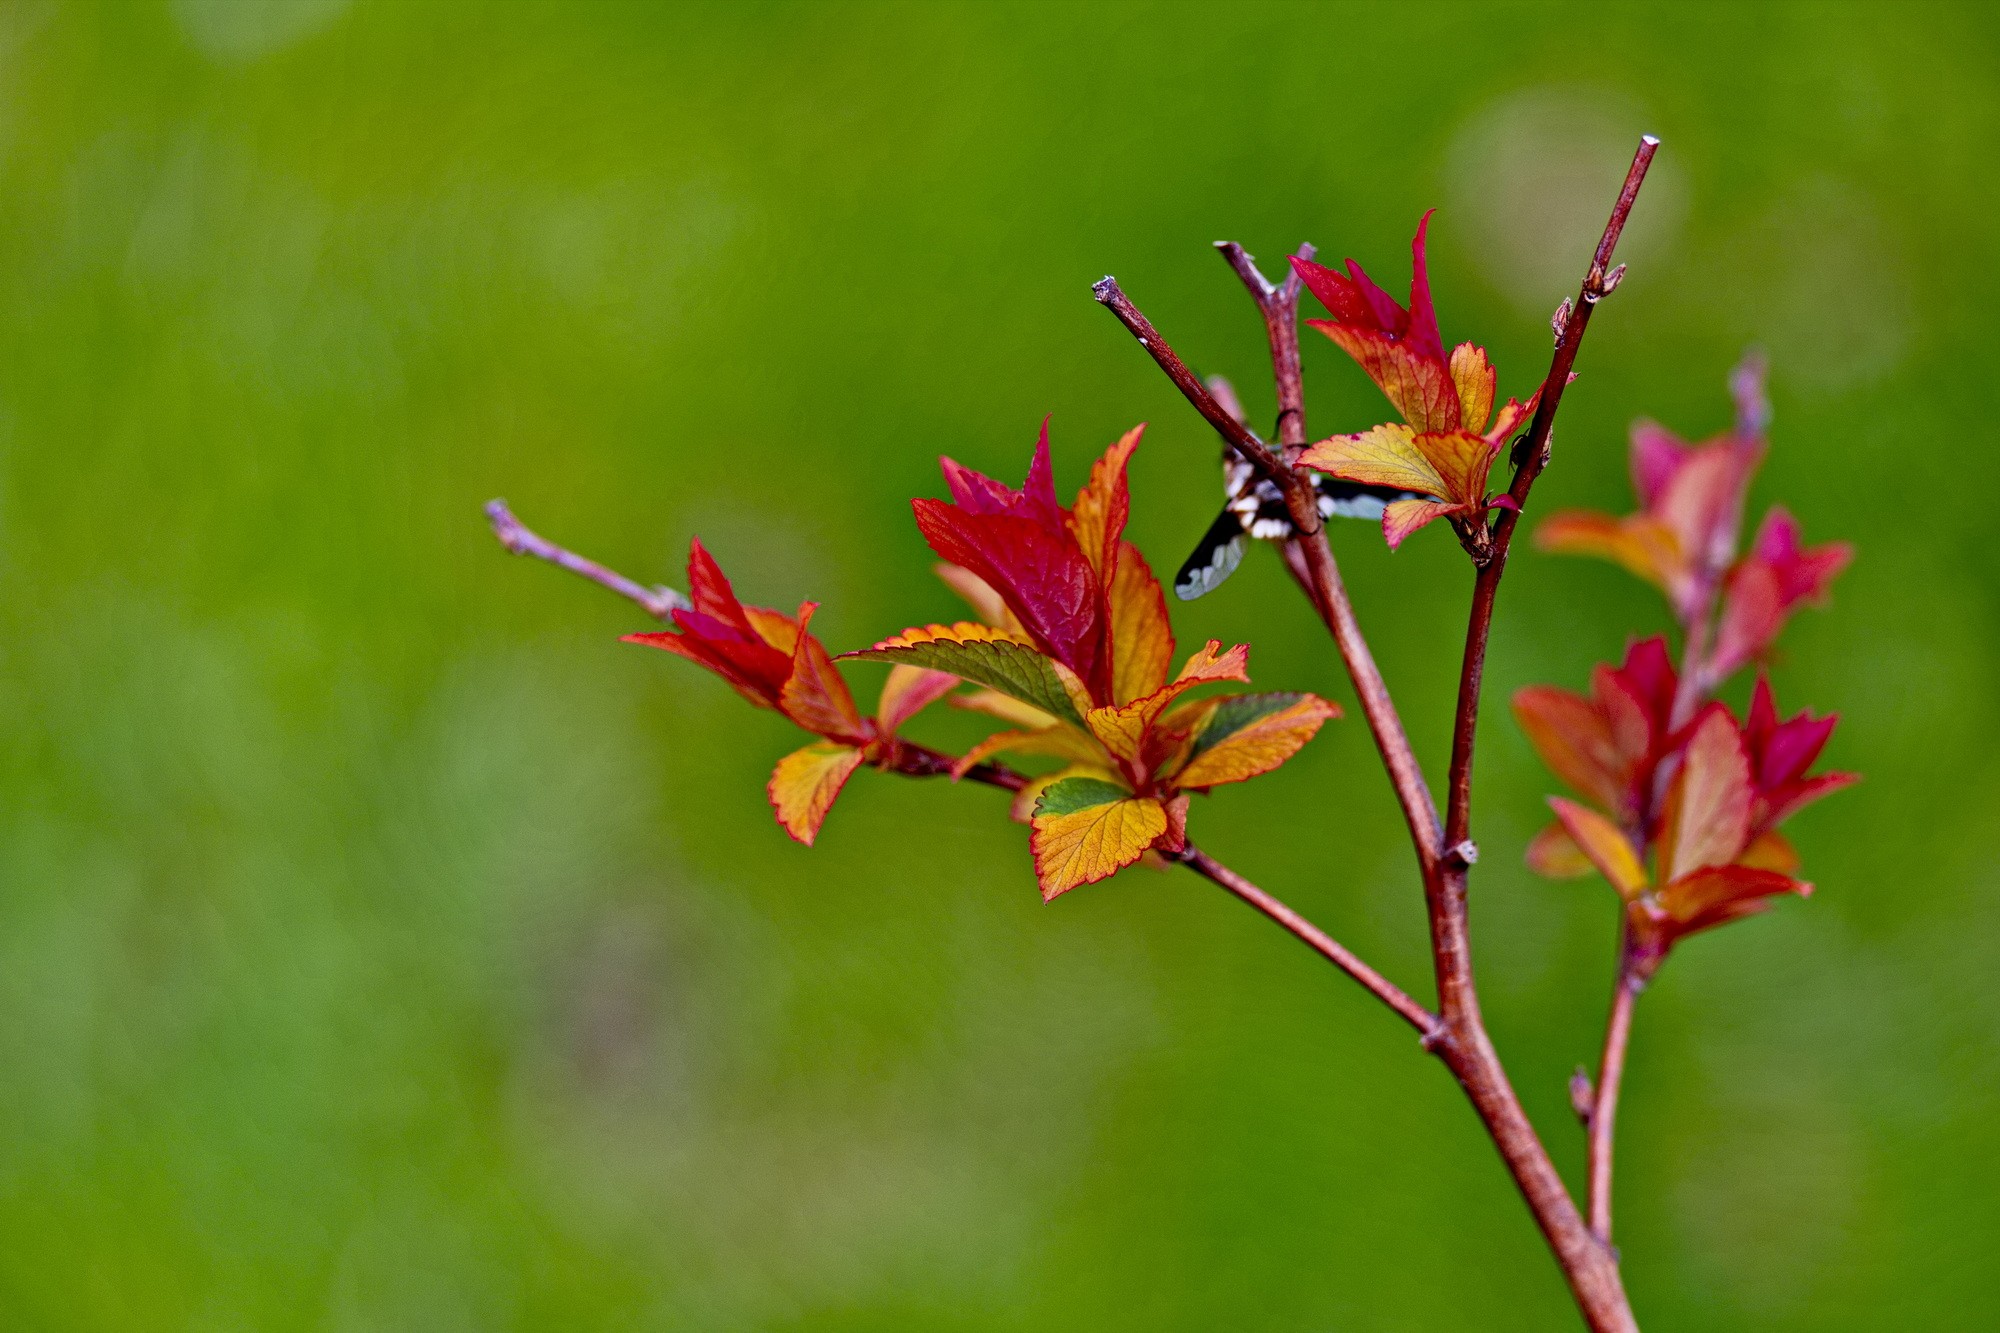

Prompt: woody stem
[
  {"left": 1213, "top": 228, "right": 1639, "bottom": 1331},
  {"left": 485, "top": 499, "right": 690, "bottom": 619},
  {"left": 1444, "top": 134, "right": 1659, "bottom": 852},
  {"left": 1587, "top": 955, "right": 1641, "bottom": 1243},
  {"left": 1099, "top": 266, "right": 1444, "bottom": 870},
  {"left": 1177, "top": 845, "right": 1437, "bottom": 1036}
]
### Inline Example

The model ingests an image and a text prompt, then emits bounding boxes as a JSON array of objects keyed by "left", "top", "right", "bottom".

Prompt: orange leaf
[
  {"left": 1536, "top": 511, "right": 1687, "bottom": 601},
  {"left": 1412, "top": 430, "right": 1499, "bottom": 506},
  {"left": 767, "top": 742, "right": 866, "bottom": 846},
  {"left": 1486, "top": 390, "right": 1541, "bottom": 444},
  {"left": 1382, "top": 498, "right": 1457, "bottom": 550},
  {"left": 952, "top": 688, "right": 1059, "bottom": 731},
  {"left": 1658, "top": 707, "right": 1754, "bottom": 882},
  {"left": 1524, "top": 821, "right": 1594, "bottom": 879},
  {"left": 1299, "top": 423, "right": 1445, "bottom": 497},
  {"left": 1108, "top": 541, "right": 1174, "bottom": 705},
  {"left": 777, "top": 603, "right": 865, "bottom": 740},
  {"left": 934, "top": 562, "right": 1021, "bottom": 634},
  {"left": 1547, "top": 797, "right": 1649, "bottom": 899},
  {"left": 1512, "top": 686, "right": 1630, "bottom": 815},
  {"left": 1738, "top": 828, "right": 1800, "bottom": 874},
  {"left": 1029, "top": 777, "right": 1168, "bottom": 900},
  {"left": 1656, "top": 864, "right": 1809, "bottom": 937},
  {"left": 1312, "top": 324, "right": 1461, "bottom": 433},
  {"left": 1448, "top": 343, "right": 1496, "bottom": 434},
  {"left": 744, "top": 606, "right": 801, "bottom": 655},
  {"left": 1068, "top": 424, "right": 1145, "bottom": 579},
  {"left": 1170, "top": 692, "right": 1339, "bottom": 789}
]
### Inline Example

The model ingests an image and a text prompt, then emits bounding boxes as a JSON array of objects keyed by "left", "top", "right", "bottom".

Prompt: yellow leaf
[
  {"left": 767, "top": 742, "right": 866, "bottom": 846},
  {"left": 1008, "top": 761, "right": 1123, "bottom": 824},
  {"left": 1298, "top": 423, "right": 1445, "bottom": 497},
  {"left": 951, "top": 724, "right": 1106, "bottom": 778},
  {"left": 1030, "top": 777, "right": 1168, "bottom": 900},
  {"left": 1547, "top": 797, "right": 1649, "bottom": 899},
  {"left": 1082, "top": 640, "right": 1250, "bottom": 762},
  {"left": 1412, "top": 430, "right": 1499, "bottom": 505},
  {"left": 1170, "top": 693, "right": 1339, "bottom": 789},
  {"left": 1108, "top": 541, "right": 1174, "bottom": 704},
  {"left": 952, "top": 688, "right": 1059, "bottom": 730},
  {"left": 1068, "top": 424, "right": 1145, "bottom": 577},
  {"left": 1448, "top": 342, "right": 1496, "bottom": 434}
]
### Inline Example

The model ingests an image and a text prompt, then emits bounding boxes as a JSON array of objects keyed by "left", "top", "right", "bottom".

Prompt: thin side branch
[
  {"left": 1587, "top": 964, "right": 1640, "bottom": 1243},
  {"left": 486, "top": 499, "right": 691, "bottom": 619},
  {"left": 889, "top": 740, "right": 1027, "bottom": 793},
  {"left": 1113, "top": 259, "right": 1445, "bottom": 868},
  {"left": 1178, "top": 845, "right": 1438, "bottom": 1038},
  {"left": 1443, "top": 134, "right": 1659, "bottom": 849},
  {"left": 1091, "top": 278, "right": 1292, "bottom": 487},
  {"left": 1215, "top": 241, "right": 1311, "bottom": 445}
]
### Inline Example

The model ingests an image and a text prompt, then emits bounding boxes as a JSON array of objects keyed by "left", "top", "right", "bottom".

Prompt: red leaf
[
  {"left": 912, "top": 498, "right": 1104, "bottom": 695},
  {"left": 1658, "top": 706, "right": 1754, "bottom": 882},
  {"left": 776, "top": 602, "right": 865, "bottom": 741}
]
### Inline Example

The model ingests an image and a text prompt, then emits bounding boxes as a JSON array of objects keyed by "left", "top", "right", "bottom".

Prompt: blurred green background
[{"left": 2, "top": 1, "right": 1993, "bottom": 1328}]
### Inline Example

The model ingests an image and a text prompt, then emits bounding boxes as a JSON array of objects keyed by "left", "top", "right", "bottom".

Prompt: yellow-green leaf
[
  {"left": 1169, "top": 692, "right": 1340, "bottom": 789},
  {"left": 767, "top": 742, "right": 866, "bottom": 846},
  {"left": 842, "top": 623, "right": 1083, "bottom": 724},
  {"left": 1299, "top": 423, "right": 1445, "bottom": 496},
  {"left": 1030, "top": 777, "right": 1167, "bottom": 901}
]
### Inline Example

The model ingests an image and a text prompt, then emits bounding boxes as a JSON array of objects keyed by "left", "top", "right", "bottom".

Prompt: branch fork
[
  {"left": 1094, "top": 136, "right": 1660, "bottom": 1333},
  {"left": 494, "top": 134, "right": 1663, "bottom": 1333}
]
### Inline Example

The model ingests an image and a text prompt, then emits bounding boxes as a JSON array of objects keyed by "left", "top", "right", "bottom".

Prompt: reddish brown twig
[
  {"left": 486, "top": 499, "right": 691, "bottom": 619},
  {"left": 1094, "top": 268, "right": 1445, "bottom": 870},
  {"left": 481, "top": 514, "right": 1425, "bottom": 1050},
  {"left": 1587, "top": 958, "right": 1641, "bottom": 1243},
  {"left": 1178, "top": 845, "right": 1438, "bottom": 1037},
  {"left": 1215, "top": 241, "right": 1311, "bottom": 445},
  {"left": 1193, "top": 148, "right": 1658, "bottom": 1333},
  {"left": 1091, "top": 278, "right": 1293, "bottom": 488},
  {"left": 1444, "top": 135, "right": 1659, "bottom": 849}
]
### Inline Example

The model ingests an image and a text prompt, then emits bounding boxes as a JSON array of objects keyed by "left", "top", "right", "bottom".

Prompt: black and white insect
[{"left": 1173, "top": 451, "right": 1420, "bottom": 600}]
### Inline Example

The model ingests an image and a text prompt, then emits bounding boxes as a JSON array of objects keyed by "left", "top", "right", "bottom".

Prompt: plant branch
[
  {"left": 1215, "top": 241, "right": 1311, "bottom": 446},
  {"left": 1443, "top": 134, "right": 1660, "bottom": 850},
  {"left": 1092, "top": 277, "right": 1293, "bottom": 488},
  {"left": 1178, "top": 845, "right": 1437, "bottom": 1037},
  {"left": 888, "top": 740, "right": 1027, "bottom": 792},
  {"left": 1113, "top": 259, "right": 1445, "bottom": 869},
  {"left": 486, "top": 499, "right": 691, "bottom": 619},
  {"left": 1587, "top": 959, "right": 1640, "bottom": 1244}
]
